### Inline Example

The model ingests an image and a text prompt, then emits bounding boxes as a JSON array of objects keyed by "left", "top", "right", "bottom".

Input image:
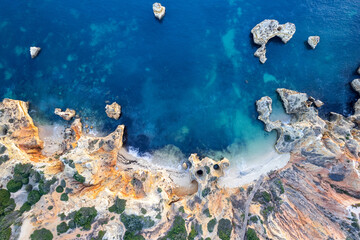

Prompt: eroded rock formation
[
  {"left": 153, "top": 3, "right": 165, "bottom": 20},
  {"left": 54, "top": 108, "right": 76, "bottom": 121},
  {"left": 29, "top": 47, "right": 41, "bottom": 59},
  {"left": 105, "top": 102, "right": 121, "bottom": 120},
  {"left": 1, "top": 78, "right": 360, "bottom": 239},
  {"left": 251, "top": 19, "right": 296, "bottom": 63},
  {"left": 307, "top": 36, "right": 320, "bottom": 49}
]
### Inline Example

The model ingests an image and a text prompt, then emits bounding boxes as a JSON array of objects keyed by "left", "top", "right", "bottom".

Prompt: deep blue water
[{"left": 0, "top": 0, "right": 359, "bottom": 159}]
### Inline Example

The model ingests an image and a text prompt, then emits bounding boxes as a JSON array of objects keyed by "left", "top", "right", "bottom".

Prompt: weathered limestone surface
[
  {"left": 1, "top": 78, "right": 360, "bottom": 239},
  {"left": 54, "top": 108, "right": 76, "bottom": 121},
  {"left": 105, "top": 102, "right": 121, "bottom": 120},
  {"left": 251, "top": 19, "right": 296, "bottom": 63},
  {"left": 29, "top": 46, "right": 41, "bottom": 58},
  {"left": 153, "top": 3, "right": 165, "bottom": 20},
  {"left": 307, "top": 36, "right": 320, "bottom": 49}
]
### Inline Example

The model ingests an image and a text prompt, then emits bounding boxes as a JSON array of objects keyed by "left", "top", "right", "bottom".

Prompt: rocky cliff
[{"left": 0, "top": 81, "right": 360, "bottom": 240}]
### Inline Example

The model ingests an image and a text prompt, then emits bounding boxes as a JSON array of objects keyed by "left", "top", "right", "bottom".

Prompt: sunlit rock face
[
  {"left": 307, "top": 36, "right": 320, "bottom": 49},
  {"left": 105, "top": 102, "right": 121, "bottom": 120},
  {"left": 29, "top": 46, "right": 41, "bottom": 58},
  {"left": 1, "top": 76, "right": 360, "bottom": 240},
  {"left": 152, "top": 2, "right": 165, "bottom": 20},
  {"left": 251, "top": 19, "right": 296, "bottom": 63},
  {"left": 54, "top": 108, "right": 76, "bottom": 121}
]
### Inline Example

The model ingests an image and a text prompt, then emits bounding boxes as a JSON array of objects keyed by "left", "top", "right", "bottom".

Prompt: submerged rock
[
  {"left": 307, "top": 36, "right": 320, "bottom": 49},
  {"left": 54, "top": 108, "right": 76, "bottom": 121},
  {"left": 251, "top": 19, "right": 296, "bottom": 63},
  {"left": 153, "top": 2, "right": 165, "bottom": 20},
  {"left": 105, "top": 102, "right": 121, "bottom": 120},
  {"left": 29, "top": 46, "right": 41, "bottom": 59}
]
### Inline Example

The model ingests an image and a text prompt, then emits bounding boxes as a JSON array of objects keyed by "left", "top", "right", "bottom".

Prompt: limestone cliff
[{"left": 0, "top": 78, "right": 360, "bottom": 239}]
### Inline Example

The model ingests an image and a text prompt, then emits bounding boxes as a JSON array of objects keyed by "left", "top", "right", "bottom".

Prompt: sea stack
[
  {"left": 105, "top": 102, "right": 121, "bottom": 120},
  {"left": 307, "top": 36, "right": 320, "bottom": 49},
  {"left": 251, "top": 19, "right": 296, "bottom": 64},
  {"left": 29, "top": 46, "right": 41, "bottom": 59},
  {"left": 54, "top": 108, "right": 76, "bottom": 121},
  {"left": 153, "top": 2, "right": 165, "bottom": 20}
]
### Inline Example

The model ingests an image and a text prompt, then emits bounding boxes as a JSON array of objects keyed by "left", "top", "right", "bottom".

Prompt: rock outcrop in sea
[
  {"left": 152, "top": 3, "right": 165, "bottom": 20},
  {"left": 29, "top": 47, "right": 41, "bottom": 59},
  {"left": 251, "top": 19, "right": 296, "bottom": 63},
  {"left": 54, "top": 108, "right": 76, "bottom": 121},
  {"left": 105, "top": 102, "right": 121, "bottom": 120},
  {"left": 1, "top": 79, "right": 360, "bottom": 239},
  {"left": 307, "top": 36, "right": 320, "bottom": 49}
]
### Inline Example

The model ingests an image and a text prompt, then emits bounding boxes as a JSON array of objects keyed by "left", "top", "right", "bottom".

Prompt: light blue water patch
[{"left": 0, "top": 0, "right": 359, "bottom": 160}]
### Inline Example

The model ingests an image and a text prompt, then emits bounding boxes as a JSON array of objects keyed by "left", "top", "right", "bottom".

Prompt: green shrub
[
  {"left": 217, "top": 218, "right": 232, "bottom": 240},
  {"left": 56, "top": 186, "right": 64, "bottom": 193},
  {"left": 91, "top": 230, "right": 106, "bottom": 240},
  {"left": 0, "top": 189, "right": 15, "bottom": 216},
  {"left": 14, "top": 163, "right": 32, "bottom": 178},
  {"left": 108, "top": 197, "right": 126, "bottom": 214},
  {"left": 261, "top": 191, "right": 271, "bottom": 203},
  {"left": 48, "top": 206, "right": 53, "bottom": 210},
  {"left": 30, "top": 170, "right": 41, "bottom": 183},
  {"left": 123, "top": 231, "right": 145, "bottom": 240},
  {"left": 141, "top": 208, "right": 147, "bottom": 215},
  {"left": 74, "top": 207, "right": 98, "bottom": 230},
  {"left": 73, "top": 172, "right": 85, "bottom": 183},
  {"left": 179, "top": 206, "right": 185, "bottom": 213},
  {"left": 249, "top": 215, "right": 258, "bottom": 223},
  {"left": 261, "top": 206, "right": 274, "bottom": 220},
  {"left": 6, "top": 180, "right": 22, "bottom": 193},
  {"left": 202, "top": 188, "right": 211, "bottom": 197},
  {"left": 157, "top": 188, "right": 162, "bottom": 193},
  {"left": 159, "top": 216, "right": 187, "bottom": 240},
  {"left": 0, "top": 155, "right": 9, "bottom": 164},
  {"left": 0, "top": 227, "right": 11, "bottom": 240},
  {"left": 68, "top": 220, "right": 76, "bottom": 229},
  {"left": 20, "top": 202, "right": 32, "bottom": 213},
  {"left": 187, "top": 223, "right": 198, "bottom": 240},
  {"left": 275, "top": 179, "right": 285, "bottom": 194},
  {"left": 57, "top": 222, "right": 69, "bottom": 234},
  {"left": 246, "top": 228, "right": 259, "bottom": 240},
  {"left": 60, "top": 179, "right": 66, "bottom": 188},
  {"left": 39, "top": 177, "right": 57, "bottom": 195},
  {"left": 120, "top": 214, "right": 154, "bottom": 233},
  {"left": 207, "top": 218, "right": 216, "bottom": 233},
  {"left": 28, "top": 190, "right": 41, "bottom": 205},
  {"left": 25, "top": 184, "right": 33, "bottom": 192},
  {"left": 203, "top": 208, "right": 211, "bottom": 218},
  {"left": 30, "top": 228, "right": 53, "bottom": 240},
  {"left": 60, "top": 193, "right": 68, "bottom": 201},
  {"left": 0, "top": 145, "right": 6, "bottom": 154}
]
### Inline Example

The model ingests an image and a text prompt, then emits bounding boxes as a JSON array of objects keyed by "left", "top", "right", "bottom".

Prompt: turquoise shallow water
[{"left": 0, "top": 0, "right": 359, "bottom": 160}]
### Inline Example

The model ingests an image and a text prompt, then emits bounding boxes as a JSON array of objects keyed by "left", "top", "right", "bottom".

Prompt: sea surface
[{"left": 0, "top": 0, "right": 359, "bottom": 164}]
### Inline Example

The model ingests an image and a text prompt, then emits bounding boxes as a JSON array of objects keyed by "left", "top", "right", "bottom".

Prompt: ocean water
[{"left": 0, "top": 0, "right": 359, "bottom": 164}]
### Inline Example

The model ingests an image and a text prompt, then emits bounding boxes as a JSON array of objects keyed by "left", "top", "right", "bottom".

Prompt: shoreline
[{"left": 1, "top": 78, "right": 360, "bottom": 239}]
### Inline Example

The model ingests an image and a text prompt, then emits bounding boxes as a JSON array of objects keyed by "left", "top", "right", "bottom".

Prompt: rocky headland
[{"left": 1, "top": 79, "right": 360, "bottom": 240}]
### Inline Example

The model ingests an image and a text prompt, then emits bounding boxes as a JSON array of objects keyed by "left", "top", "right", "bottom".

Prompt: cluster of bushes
[
  {"left": 246, "top": 228, "right": 259, "bottom": 240},
  {"left": 217, "top": 218, "right": 232, "bottom": 240},
  {"left": 159, "top": 215, "right": 187, "bottom": 240},
  {"left": 56, "top": 206, "right": 98, "bottom": 235},
  {"left": 30, "top": 228, "right": 53, "bottom": 240},
  {"left": 108, "top": 197, "right": 126, "bottom": 214},
  {"left": 121, "top": 213, "right": 154, "bottom": 240},
  {"left": 0, "top": 144, "right": 9, "bottom": 165}
]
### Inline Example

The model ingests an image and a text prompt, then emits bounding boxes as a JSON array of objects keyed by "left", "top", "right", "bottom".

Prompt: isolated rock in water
[
  {"left": 29, "top": 46, "right": 41, "bottom": 58},
  {"left": 357, "top": 67, "right": 360, "bottom": 75},
  {"left": 307, "top": 36, "right": 320, "bottom": 49},
  {"left": 314, "top": 99, "right": 324, "bottom": 108},
  {"left": 153, "top": 2, "right": 165, "bottom": 20},
  {"left": 251, "top": 19, "right": 296, "bottom": 63},
  {"left": 54, "top": 108, "right": 76, "bottom": 121},
  {"left": 105, "top": 102, "right": 121, "bottom": 120}
]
